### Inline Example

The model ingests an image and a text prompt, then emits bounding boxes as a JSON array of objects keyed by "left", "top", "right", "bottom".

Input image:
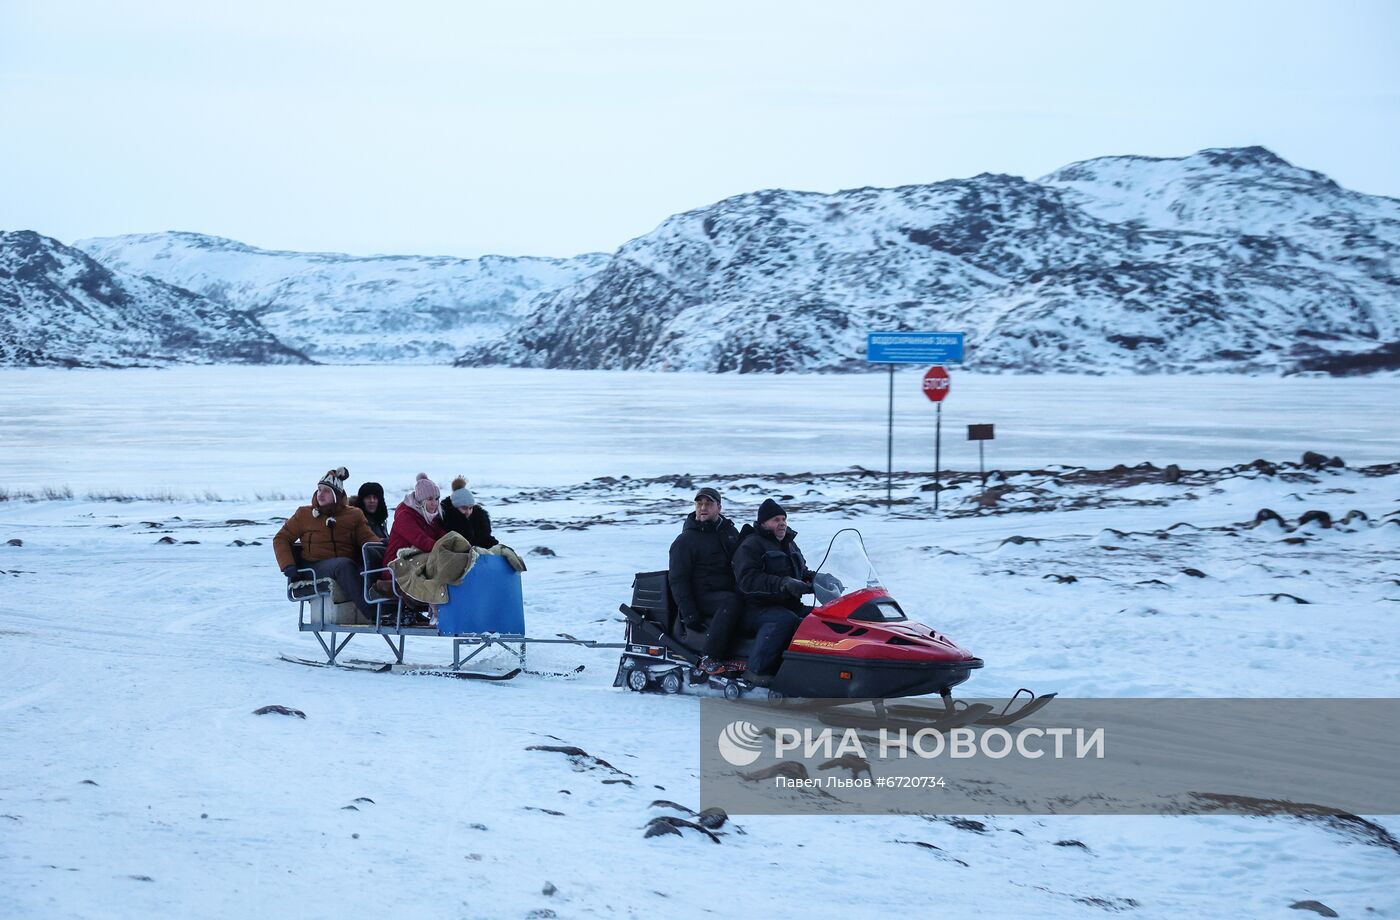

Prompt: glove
[
  {"left": 782, "top": 577, "right": 810, "bottom": 598},
  {"left": 282, "top": 565, "right": 301, "bottom": 581}
]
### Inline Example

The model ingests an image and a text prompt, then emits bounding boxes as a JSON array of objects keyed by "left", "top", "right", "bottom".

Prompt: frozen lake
[{"left": 0, "top": 367, "right": 1396, "bottom": 496}]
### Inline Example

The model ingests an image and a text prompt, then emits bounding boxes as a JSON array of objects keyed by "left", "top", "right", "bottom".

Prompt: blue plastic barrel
[{"left": 435, "top": 554, "right": 525, "bottom": 636}]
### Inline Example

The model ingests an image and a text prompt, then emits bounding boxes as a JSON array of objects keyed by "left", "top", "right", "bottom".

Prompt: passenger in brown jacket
[{"left": 274, "top": 467, "right": 381, "bottom": 620}]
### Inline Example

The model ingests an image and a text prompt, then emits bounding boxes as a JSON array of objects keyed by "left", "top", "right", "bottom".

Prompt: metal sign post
[
  {"left": 967, "top": 424, "right": 995, "bottom": 503},
  {"left": 922, "top": 366, "right": 951, "bottom": 510},
  {"left": 886, "top": 365, "right": 894, "bottom": 508},
  {"left": 865, "top": 332, "right": 966, "bottom": 512}
]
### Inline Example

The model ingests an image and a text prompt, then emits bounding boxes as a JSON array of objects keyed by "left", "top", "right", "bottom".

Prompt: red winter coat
[{"left": 384, "top": 500, "right": 447, "bottom": 568}]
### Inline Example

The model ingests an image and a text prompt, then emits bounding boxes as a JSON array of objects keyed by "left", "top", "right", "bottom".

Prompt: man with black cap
[
  {"left": 732, "top": 498, "right": 815, "bottom": 686},
  {"left": 668, "top": 487, "right": 744, "bottom": 674}
]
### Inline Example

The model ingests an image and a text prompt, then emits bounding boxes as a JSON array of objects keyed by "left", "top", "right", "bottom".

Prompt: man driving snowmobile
[
  {"left": 732, "top": 498, "right": 814, "bottom": 687},
  {"left": 668, "top": 487, "right": 745, "bottom": 675}
]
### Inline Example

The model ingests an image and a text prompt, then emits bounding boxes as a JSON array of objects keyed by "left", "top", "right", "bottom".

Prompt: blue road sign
[{"left": 866, "top": 331, "right": 965, "bottom": 364}]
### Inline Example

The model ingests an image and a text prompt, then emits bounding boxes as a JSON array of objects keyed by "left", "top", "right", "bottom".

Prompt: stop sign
[{"left": 922, "top": 365, "right": 950, "bottom": 402}]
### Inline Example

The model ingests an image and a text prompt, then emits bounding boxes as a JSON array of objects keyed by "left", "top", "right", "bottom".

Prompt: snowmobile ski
[{"left": 817, "top": 701, "right": 995, "bottom": 733}]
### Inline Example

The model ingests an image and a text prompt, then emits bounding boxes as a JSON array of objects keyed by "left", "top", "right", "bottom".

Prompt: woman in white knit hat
[{"left": 440, "top": 474, "right": 500, "bottom": 549}]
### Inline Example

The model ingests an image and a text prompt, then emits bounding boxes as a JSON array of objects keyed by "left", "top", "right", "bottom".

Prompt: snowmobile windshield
[{"left": 812, "top": 528, "right": 887, "bottom": 607}]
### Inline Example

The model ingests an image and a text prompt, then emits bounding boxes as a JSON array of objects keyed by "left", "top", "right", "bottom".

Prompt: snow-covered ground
[{"left": 2, "top": 368, "right": 1398, "bottom": 919}]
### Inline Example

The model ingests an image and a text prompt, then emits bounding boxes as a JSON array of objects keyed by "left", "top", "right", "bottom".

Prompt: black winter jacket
[
  {"left": 668, "top": 513, "right": 741, "bottom": 624},
  {"left": 733, "top": 524, "right": 812, "bottom": 613},
  {"left": 440, "top": 498, "right": 499, "bottom": 549}
]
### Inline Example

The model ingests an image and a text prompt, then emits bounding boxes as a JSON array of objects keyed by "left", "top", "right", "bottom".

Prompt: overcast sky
[{"left": 2, "top": 1, "right": 1397, "bottom": 258}]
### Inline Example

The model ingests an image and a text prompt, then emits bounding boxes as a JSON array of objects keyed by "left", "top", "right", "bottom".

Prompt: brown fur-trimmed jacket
[{"left": 273, "top": 495, "right": 381, "bottom": 570}]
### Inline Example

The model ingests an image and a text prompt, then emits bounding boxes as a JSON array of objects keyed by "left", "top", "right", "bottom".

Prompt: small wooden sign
[{"left": 967, "top": 424, "right": 995, "bottom": 441}]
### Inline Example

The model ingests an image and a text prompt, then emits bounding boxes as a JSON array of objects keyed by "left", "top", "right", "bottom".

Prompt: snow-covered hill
[
  {"left": 0, "top": 231, "right": 307, "bottom": 368},
  {"left": 76, "top": 232, "right": 609, "bottom": 364},
  {"left": 462, "top": 146, "right": 1400, "bottom": 375}
]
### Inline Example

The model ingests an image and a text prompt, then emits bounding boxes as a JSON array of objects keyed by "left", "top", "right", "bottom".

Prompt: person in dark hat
[
  {"left": 349, "top": 481, "right": 388, "bottom": 540},
  {"left": 440, "top": 475, "right": 499, "bottom": 549},
  {"left": 731, "top": 498, "right": 814, "bottom": 686},
  {"left": 272, "top": 467, "right": 381, "bottom": 621},
  {"left": 667, "top": 487, "right": 744, "bottom": 674}
]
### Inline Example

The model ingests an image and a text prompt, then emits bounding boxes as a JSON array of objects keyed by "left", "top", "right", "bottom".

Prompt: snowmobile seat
[
  {"left": 630, "top": 571, "right": 679, "bottom": 634},
  {"left": 674, "top": 620, "right": 754, "bottom": 659},
  {"left": 629, "top": 571, "right": 752, "bottom": 658}
]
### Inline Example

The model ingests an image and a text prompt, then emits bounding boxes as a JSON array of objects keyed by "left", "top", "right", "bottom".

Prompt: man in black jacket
[
  {"left": 668, "top": 487, "right": 744, "bottom": 673},
  {"left": 732, "top": 498, "right": 814, "bottom": 686}
]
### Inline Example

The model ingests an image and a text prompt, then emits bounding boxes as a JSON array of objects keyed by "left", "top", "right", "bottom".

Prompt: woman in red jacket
[{"left": 384, "top": 473, "right": 448, "bottom": 566}]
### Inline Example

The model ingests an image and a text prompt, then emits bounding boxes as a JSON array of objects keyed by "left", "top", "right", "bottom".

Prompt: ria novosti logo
[
  {"left": 716, "top": 720, "right": 1104, "bottom": 764},
  {"left": 717, "top": 721, "right": 766, "bottom": 766}
]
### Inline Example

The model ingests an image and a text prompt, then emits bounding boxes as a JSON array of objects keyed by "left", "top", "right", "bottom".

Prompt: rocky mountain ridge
[
  {"left": 460, "top": 146, "right": 1400, "bottom": 374},
  {"left": 0, "top": 231, "right": 306, "bottom": 368}
]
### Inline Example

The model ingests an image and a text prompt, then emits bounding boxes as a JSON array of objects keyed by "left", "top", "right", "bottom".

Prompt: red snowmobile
[{"left": 615, "top": 528, "right": 1053, "bottom": 728}]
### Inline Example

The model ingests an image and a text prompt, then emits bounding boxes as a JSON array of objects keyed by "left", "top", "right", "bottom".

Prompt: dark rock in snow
[
  {"left": 894, "top": 840, "right": 969, "bottom": 866},
  {"left": 526, "top": 745, "right": 633, "bottom": 777},
  {"left": 542, "top": 882, "right": 557, "bottom": 896},
  {"left": 155, "top": 536, "right": 177, "bottom": 544},
  {"left": 739, "top": 761, "right": 811, "bottom": 782},
  {"left": 817, "top": 754, "right": 873, "bottom": 780},
  {"left": 529, "top": 546, "right": 557, "bottom": 556},
  {"left": 1054, "top": 839, "right": 1091, "bottom": 850},
  {"left": 1288, "top": 901, "right": 1338, "bottom": 918},
  {"left": 1297, "top": 510, "right": 1332, "bottom": 528},
  {"left": 4, "top": 539, "right": 20, "bottom": 547},
  {"left": 253, "top": 704, "right": 306, "bottom": 719},
  {"left": 696, "top": 808, "right": 729, "bottom": 830},
  {"left": 1044, "top": 573, "right": 1078, "bottom": 584},
  {"left": 1252, "top": 508, "right": 1286, "bottom": 527},
  {"left": 650, "top": 800, "right": 696, "bottom": 815},
  {"left": 1301, "top": 451, "right": 1329, "bottom": 470},
  {"left": 1180, "top": 568, "right": 1208, "bottom": 578},
  {"left": 1162, "top": 464, "right": 1182, "bottom": 483},
  {"left": 999, "top": 535, "right": 1041, "bottom": 546},
  {"left": 947, "top": 818, "right": 989, "bottom": 833},
  {"left": 644, "top": 815, "right": 721, "bottom": 843}
]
